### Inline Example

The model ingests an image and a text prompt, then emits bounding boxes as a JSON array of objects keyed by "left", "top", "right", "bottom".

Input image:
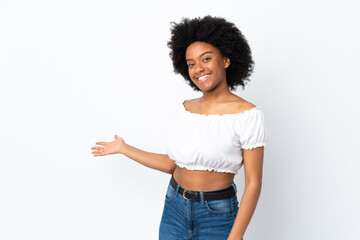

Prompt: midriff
[{"left": 172, "top": 166, "right": 235, "bottom": 191}]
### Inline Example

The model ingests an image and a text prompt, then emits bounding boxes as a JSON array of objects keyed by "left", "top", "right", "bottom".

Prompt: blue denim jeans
[{"left": 159, "top": 180, "right": 241, "bottom": 240}]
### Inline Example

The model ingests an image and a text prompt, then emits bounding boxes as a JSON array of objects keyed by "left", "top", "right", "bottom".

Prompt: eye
[
  {"left": 203, "top": 57, "right": 211, "bottom": 62},
  {"left": 188, "top": 63, "right": 194, "bottom": 68}
]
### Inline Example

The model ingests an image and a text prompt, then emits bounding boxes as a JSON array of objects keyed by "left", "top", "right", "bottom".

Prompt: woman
[{"left": 91, "top": 16, "right": 267, "bottom": 240}]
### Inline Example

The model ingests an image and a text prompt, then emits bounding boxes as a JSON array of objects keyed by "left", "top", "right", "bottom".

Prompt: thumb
[{"left": 114, "top": 134, "right": 119, "bottom": 139}]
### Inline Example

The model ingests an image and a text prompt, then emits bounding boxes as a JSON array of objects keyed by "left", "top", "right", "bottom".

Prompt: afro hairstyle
[{"left": 168, "top": 15, "right": 254, "bottom": 92}]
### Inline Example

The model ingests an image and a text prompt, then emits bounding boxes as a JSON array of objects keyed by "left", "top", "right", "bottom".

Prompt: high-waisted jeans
[{"left": 159, "top": 179, "right": 241, "bottom": 240}]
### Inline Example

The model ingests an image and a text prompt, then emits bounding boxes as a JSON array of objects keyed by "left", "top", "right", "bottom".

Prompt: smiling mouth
[{"left": 197, "top": 74, "right": 210, "bottom": 83}]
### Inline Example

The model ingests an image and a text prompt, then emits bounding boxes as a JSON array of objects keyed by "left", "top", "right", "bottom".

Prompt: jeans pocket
[
  {"left": 165, "top": 183, "right": 177, "bottom": 202},
  {"left": 205, "top": 197, "right": 233, "bottom": 214}
]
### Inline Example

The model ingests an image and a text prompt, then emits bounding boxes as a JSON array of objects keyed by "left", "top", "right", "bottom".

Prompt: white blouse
[{"left": 165, "top": 100, "right": 268, "bottom": 174}]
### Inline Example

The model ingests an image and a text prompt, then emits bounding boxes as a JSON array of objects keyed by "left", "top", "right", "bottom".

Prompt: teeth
[{"left": 198, "top": 75, "right": 209, "bottom": 80}]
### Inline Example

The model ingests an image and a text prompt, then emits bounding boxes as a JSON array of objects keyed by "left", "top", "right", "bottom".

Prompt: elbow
[
  {"left": 166, "top": 162, "right": 176, "bottom": 175},
  {"left": 245, "top": 180, "right": 262, "bottom": 192},
  {"left": 163, "top": 155, "right": 176, "bottom": 174},
  {"left": 164, "top": 166, "right": 175, "bottom": 175}
]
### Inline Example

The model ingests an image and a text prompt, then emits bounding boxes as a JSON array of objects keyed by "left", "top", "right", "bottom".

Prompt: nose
[{"left": 194, "top": 62, "right": 205, "bottom": 74}]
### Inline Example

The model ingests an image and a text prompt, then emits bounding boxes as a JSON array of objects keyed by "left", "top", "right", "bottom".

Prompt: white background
[{"left": 1, "top": 0, "right": 359, "bottom": 239}]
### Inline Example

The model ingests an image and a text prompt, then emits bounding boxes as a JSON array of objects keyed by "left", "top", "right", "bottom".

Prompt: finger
[
  {"left": 92, "top": 148, "right": 106, "bottom": 153},
  {"left": 92, "top": 152, "right": 103, "bottom": 156},
  {"left": 91, "top": 147, "right": 103, "bottom": 151},
  {"left": 95, "top": 142, "right": 108, "bottom": 146}
]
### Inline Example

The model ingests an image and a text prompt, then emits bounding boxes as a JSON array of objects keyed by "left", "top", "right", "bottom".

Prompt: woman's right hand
[{"left": 91, "top": 135, "right": 126, "bottom": 157}]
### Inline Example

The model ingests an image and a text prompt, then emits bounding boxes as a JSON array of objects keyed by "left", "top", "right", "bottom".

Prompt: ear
[{"left": 224, "top": 57, "right": 231, "bottom": 68}]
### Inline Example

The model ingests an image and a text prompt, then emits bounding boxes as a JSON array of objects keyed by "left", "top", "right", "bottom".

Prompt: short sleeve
[{"left": 239, "top": 108, "right": 268, "bottom": 150}]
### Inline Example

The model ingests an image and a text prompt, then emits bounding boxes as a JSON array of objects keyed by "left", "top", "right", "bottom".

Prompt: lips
[{"left": 197, "top": 74, "right": 210, "bottom": 83}]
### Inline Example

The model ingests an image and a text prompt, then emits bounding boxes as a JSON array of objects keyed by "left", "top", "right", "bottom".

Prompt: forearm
[
  {"left": 228, "top": 183, "right": 262, "bottom": 239},
  {"left": 122, "top": 143, "right": 176, "bottom": 174}
]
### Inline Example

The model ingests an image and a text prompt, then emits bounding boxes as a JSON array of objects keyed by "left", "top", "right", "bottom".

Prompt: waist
[
  {"left": 173, "top": 165, "right": 235, "bottom": 191},
  {"left": 170, "top": 175, "right": 237, "bottom": 201}
]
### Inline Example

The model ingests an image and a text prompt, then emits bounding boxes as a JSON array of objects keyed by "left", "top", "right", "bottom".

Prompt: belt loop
[
  {"left": 231, "top": 182, "right": 237, "bottom": 194},
  {"left": 200, "top": 191, "right": 205, "bottom": 205}
]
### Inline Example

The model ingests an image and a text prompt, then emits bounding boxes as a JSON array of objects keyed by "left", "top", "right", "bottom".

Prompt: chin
[{"left": 199, "top": 86, "right": 213, "bottom": 92}]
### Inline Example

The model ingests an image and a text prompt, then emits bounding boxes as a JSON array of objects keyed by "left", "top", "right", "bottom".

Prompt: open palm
[{"left": 91, "top": 135, "right": 125, "bottom": 157}]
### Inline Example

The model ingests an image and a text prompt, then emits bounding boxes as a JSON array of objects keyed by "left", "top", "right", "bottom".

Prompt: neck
[{"left": 200, "top": 84, "right": 233, "bottom": 103}]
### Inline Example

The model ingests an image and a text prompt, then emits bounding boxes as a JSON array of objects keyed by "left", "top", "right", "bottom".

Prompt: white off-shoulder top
[{"left": 165, "top": 100, "right": 268, "bottom": 174}]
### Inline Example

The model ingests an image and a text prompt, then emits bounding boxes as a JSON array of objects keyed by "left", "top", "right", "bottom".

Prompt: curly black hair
[{"left": 168, "top": 15, "right": 254, "bottom": 92}]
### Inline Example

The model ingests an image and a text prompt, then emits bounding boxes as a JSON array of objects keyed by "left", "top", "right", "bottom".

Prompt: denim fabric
[{"left": 159, "top": 181, "right": 242, "bottom": 240}]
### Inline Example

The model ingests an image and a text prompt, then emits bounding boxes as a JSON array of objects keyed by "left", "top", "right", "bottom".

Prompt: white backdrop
[{"left": 1, "top": 0, "right": 359, "bottom": 239}]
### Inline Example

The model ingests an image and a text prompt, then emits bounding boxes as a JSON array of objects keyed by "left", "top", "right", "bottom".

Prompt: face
[{"left": 185, "top": 41, "right": 230, "bottom": 92}]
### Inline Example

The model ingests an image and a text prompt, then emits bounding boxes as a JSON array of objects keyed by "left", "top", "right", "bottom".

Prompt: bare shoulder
[
  {"left": 230, "top": 95, "right": 257, "bottom": 113},
  {"left": 182, "top": 98, "right": 193, "bottom": 110},
  {"left": 183, "top": 97, "right": 200, "bottom": 109},
  {"left": 184, "top": 96, "right": 257, "bottom": 115}
]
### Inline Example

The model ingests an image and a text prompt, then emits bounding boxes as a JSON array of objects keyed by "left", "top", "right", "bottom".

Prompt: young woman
[{"left": 91, "top": 16, "right": 267, "bottom": 240}]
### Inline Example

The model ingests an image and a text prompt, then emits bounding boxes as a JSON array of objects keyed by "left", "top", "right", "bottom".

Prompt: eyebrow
[{"left": 186, "top": 51, "right": 213, "bottom": 62}]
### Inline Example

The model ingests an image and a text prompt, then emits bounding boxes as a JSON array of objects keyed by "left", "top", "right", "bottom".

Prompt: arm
[
  {"left": 91, "top": 134, "right": 176, "bottom": 174},
  {"left": 227, "top": 147, "right": 264, "bottom": 240}
]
